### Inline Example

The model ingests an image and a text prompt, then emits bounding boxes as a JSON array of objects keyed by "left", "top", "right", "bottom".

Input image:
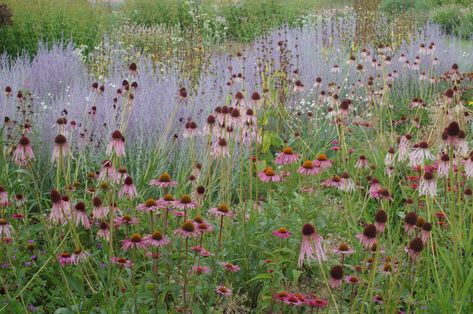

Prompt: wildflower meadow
[{"left": 0, "top": 0, "right": 473, "bottom": 313}]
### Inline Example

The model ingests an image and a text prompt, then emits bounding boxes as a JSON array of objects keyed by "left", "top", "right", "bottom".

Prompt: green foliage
[
  {"left": 380, "top": 0, "right": 430, "bottom": 13},
  {"left": 0, "top": 0, "right": 113, "bottom": 56},
  {"left": 432, "top": 4, "right": 473, "bottom": 38}
]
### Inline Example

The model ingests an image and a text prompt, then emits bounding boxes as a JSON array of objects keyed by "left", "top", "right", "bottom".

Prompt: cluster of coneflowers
[{"left": 0, "top": 32, "right": 472, "bottom": 313}]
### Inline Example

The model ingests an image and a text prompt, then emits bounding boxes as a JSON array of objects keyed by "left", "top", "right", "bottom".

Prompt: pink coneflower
[
  {"left": 118, "top": 176, "right": 137, "bottom": 199},
  {"left": 333, "top": 243, "right": 355, "bottom": 255},
  {"left": 313, "top": 153, "right": 333, "bottom": 170},
  {"left": 149, "top": 172, "right": 178, "bottom": 188},
  {"left": 355, "top": 155, "right": 369, "bottom": 169},
  {"left": 143, "top": 231, "right": 171, "bottom": 247},
  {"left": 356, "top": 224, "right": 377, "bottom": 249},
  {"left": 404, "top": 211, "right": 418, "bottom": 234},
  {"left": 374, "top": 210, "right": 387, "bottom": 233},
  {"left": 373, "top": 295, "right": 384, "bottom": 304},
  {"left": 92, "top": 197, "right": 108, "bottom": 220},
  {"left": 137, "top": 198, "right": 160, "bottom": 213},
  {"left": 52, "top": 134, "right": 68, "bottom": 162},
  {"left": 203, "top": 115, "right": 216, "bottom": 135},
  {"left": 73, "top": 201, "right": 90, "bottom": 229},
  {"left": 339, "top": 172, "right": 355, "bottom": 192},
  {"left": 121, "top": 233, "right": 147, "bottom": 250},
  {"left": 107, "top": 130, "right": 125, "bottom": 157},
  {"left": 194, "top": 217, "right": 214, "bottom": 234},
  {"left": 71, "top": 249, "right": 89, "bottom": 265},
  {"left": 99, "top": 160, "right": 118, "bottom": 182},
  {"left": 345, "top": 275, "right": 360, "bottom": 285},
  {"left": 275, "top": 147, "right": 299, "bottom": 165},
  {"left": 212, "top": 138, "right": 230, "bottom": 158},
  {"left": 172, "top": 194, "right": 198, "bottom": 210},
  {"left": 258, "top": 167, "right": 282, "bottom": 182},
  {"left": 273, "top": 227, "right": 292, "bottom": 239},
  {"left": 297, "top": 160, "right": 321, "bottom": 175},
  {"left": 209, "top": 203, "right": 235, "bottom": 217},
  {"left": 96, "top": 221, "right": 110, "bottom": 241},
  {"left": 49, "top": 190, "right": 69, "bottom": 224},
  {"left": 114, "top": 215, "right": 139, "bottom": 228},
  {"left": 419, "top": 171, "right": 437, "bottom": 197},
  {"left": 284, "top": 294, "right": 303, "bottom": 306},
  {"left": 370, "top": 180, "right": 383, "bottom": 199},
  {"left": 405, "top": 237, "right": 424, "bottom": 261},
  {"left": 298, "top": 223, "right": 327, "bottom": 267},
  {"left": 192, "top": 265, "right": 210, "bottom": 275},
  {"left": 222, "top": 262, "right": 240, "bottom": 272},
  {"left": 111, "top": 257, "right": 133, "bottom": 268},
  {"left": 273, "top": 291, "right": 290, "bottom": 302},
  {"left": 293, "top": 80, "right": 304, "bottom": 92},
  {"left": 0, "top": 186, "right": 8, "bottom": 207},
  {"left": 215, "top": 285, "right": 232, "bottom": 297},
  {"left": 321, "top": 175, "right": 341, "bottom": 188},
  {"left": 306, "top": 298, "right": 328, "bottom": 308},
  {"left": 174, "top": 220, "right": 200, "bottom": 238},
  {"left": 409, "top": 141, "right": 434, "bottom": 167},
  {"left": 377, "top": 262, "right": 395, "bottom": 276},
  {"left": 58, "top": 252, "right": 73, "bottom": 266},
  {"left": 13, "top": 136, "right": 35, "bottom": 166},
  {"left": 421, "top": 222, "right": 432, "bottom": 243},
  {"left": 0, "top": 218, "right": 13, "bottom": 238}
]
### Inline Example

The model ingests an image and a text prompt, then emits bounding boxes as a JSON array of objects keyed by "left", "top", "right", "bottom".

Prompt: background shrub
[
  {"left": 0, "top": 0, "right": 112, "bottom": 56},
  {"left": 432, "top": 4, "right": 473, "bottom": 38}
]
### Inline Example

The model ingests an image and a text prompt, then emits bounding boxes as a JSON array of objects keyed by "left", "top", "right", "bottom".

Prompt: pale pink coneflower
[
  {"left": 421, "top": 222, "right": 432, "bottom": 244},
  {"left": 49, "top": 190, "right": 70, "bottom": 225},
  {"left": 339, "top": 172, "right": 355, "bottom": 192},
  {"left": 418, "top": 172, "right": 437, "bottom": 197},
  {"left": 408, "top": 141, "right": 434, "bottom": 167},
  {"left": 137, "top": 198, "right": 160, "bottom": 213},
  {"left": 0, "top": 218, "right": 13, "bottom": 238},
  {"left": 244, "top": 108, "right": 257, "bottom": 124},
  {"left": 52, "top": 134, "right": 68, "bottom": 162},
  {"left": 250, "top": 92, "right": 262, "bottom": 107},
  {"left": 313, "top": 154, "right": 333, "bottom": 170},
  {"left": 0, "top": 186, "right": 8, "bottom": 207},
  {"left": 272, "top": 227, "right": 292, "bottom": 239},
  {"left": 71, "top": 249, "right": 89, "bottom": 265},
  {"left": 215, "top": 285, "right": 232, "bottom": 297},
  {"left": 405, "top": 237, "right": 423, "bottom": 261},
  {"left": 329, "top": 265, "right": 344, "bottom": 288},
  {"left": 202, "top": 115, "right": 216, "bottom": 135},
  {"left": 212, "top": 138, "right": 230, "bottom": 158},
  {"left": 258, "top": 167, "right": 282, "bottom": 182},
  {"left": 143, "top": 231, "right": 171, "bottom": 247},
  {"left": 118, "top": 176, "right": 137, "bottom": 199},
  {"left": 330, "top": 64, "right": 341, "bottom": 73},
  {"left": 298, "top": 223, "right": 327, "bottom": 267},
  {"left": 345, "top": 275, "right": 360, "bottom": 285},
  {"left": 183, "top": 120, "right": 200, "bottom": 138},
  {"left": 297, "top": 160, "right": 321, "bottom": 176},
  {"left": 172, "top": 195, "right": 198, "bottom": 210},
  {"left": 355, "top": 155, "right": 369, "bottom": 169},
  {"left": 356, "top": 224, "right": 377, "bottom": 249},
  {"left": 275, "top": 147, "right": 299, "bottom": 165},
  {"left": 92, "top": 197, "right": 109, "bottom": 220},
  {"left": 404, "top": 212, "right": 418, "bottom": 234},
  {"left": 156, "top": 194, "right": 174, "bottom": 208},
  {"left": 98, "top": 160, "right": 119, "bottom": 182},
  {"left": 321, "top": 175, "right": 341, "bottom": 188},
  {"left": 222, "top": 262, "right": 240, "bottom": 272},
  {"left": 208, "top": 203, "right": 235, "bottom": 218},
  {"left": 106, "top": 130, "right": 125, "bottom": 157},
  {"left": 111, "top": 257, "right": 133, "bottom": 268},
  {"left": 397, "top": 134, "right": 411, "bottom": 162},
  {"left": 96, "top": 221, "right": 110, "bottom": 241},
  {"left": 58, "top": 252, "right": 73, "bottom": 266},
  {"left": 464, "top": 155, "right": 473, "bottom": 178},
  {"left": 437, "top": 154, "right": 450, "bottom": 178},
  {"left": 13, "top": 136, "right": 35, "bottom": 166},
  {"left": 384, "top": 148, "right": 396, "bottom": 166},
  {"left": 73, "top": 201, "right": 91, "bottom": 229},
  {"left": 293, "top": 80, "right": 304, "bottom": 92},
  {"left": 174, "top": 220, "right": 200, "bottom": 238},
  {"left": 149, "top": 172, "right": 177, "bottom": 188},
  {"left": 374, "top": 210, "right": 387, "bottom": 233},
  {"left": 332, "top": 243, "right": 355, "bottom": 256},
  {"left": 121, "top": 233, "right": 147, "bottom": 250},
  {"left": 114, "top": 215, "right": 139, "bottom": 228}
]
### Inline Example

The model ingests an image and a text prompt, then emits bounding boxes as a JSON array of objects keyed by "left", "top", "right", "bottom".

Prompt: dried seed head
[{"left": 301, "top": 223, "right": 315, "bottom": 236}]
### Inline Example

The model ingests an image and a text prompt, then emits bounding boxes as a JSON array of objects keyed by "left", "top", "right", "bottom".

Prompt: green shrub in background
[
  {"left": 380, "top": 0, "right": 430, "bottom": 13},
  {"left": 0, "top": 0, "right": 113, "bottom": 56},
  {"left": 123, "top": 0, "right": 193, "bottom": 29},
  {"left": 432, "top": 4, "right": 473, "bottom": 38}
]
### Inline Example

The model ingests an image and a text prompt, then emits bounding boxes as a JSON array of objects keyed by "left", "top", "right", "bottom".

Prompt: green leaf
[
  {"left": 247, "top": 273, "right": 272, "bottom": 283},
  {"left": 292, "top": 270, "right": 303, "bottom": 284}
]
